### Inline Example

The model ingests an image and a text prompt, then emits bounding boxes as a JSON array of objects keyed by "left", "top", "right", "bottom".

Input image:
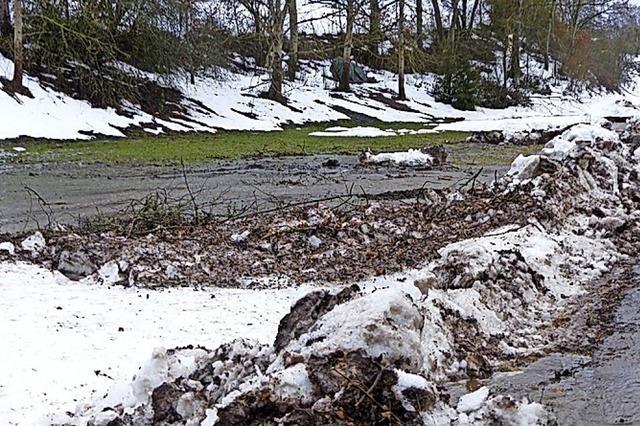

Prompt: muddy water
[
  {"left": 0, "top": 152, "right": 509, "bottom": 233},
  {"left": 493, "top": 265, "right": 640, "bottom": 425}
]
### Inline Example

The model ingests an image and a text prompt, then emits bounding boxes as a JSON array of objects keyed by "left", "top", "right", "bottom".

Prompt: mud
[
  {"left": 0, "top": 149, "right": 509, "bottom": 233},
  {"left": 490, "top": 263, "right": 640, "bottom": 425}
]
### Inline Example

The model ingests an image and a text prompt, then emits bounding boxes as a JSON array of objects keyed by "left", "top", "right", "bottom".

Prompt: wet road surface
[
  {"left": 492, "top": 264, "right": 640, "bottom": 425},
  {"left": 0, "top": 154, "right": 507, "bottom": 233}
]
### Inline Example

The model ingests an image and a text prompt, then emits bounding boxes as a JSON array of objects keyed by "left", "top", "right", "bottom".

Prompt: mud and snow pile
[
  {"left": 47, "top": 122, "right": 639, "bottom": 425},
  {"left": 359, "top": 145, "right": 448, "bottom": 168}
]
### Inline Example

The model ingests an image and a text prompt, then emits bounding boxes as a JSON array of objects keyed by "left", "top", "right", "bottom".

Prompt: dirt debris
[{"left": 3, "top": 187, "right": 546, "bottom": 288}]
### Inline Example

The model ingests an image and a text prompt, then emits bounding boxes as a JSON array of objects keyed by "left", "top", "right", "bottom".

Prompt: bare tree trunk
[
  {"left": 450, "top": 0, "right": 461, "bottom": 36},
  {"left": 460, "top": 0, "right": 467, "bottom": 29},
  {"left": 398, "top": 0, "right": 406, "bottom": 100},
  {"left": 339, "top": 0, "right": 355, "bottom": 92},
  {"left": 11, "top": 0, "right": 23, "bottom": 93},
  {"left": 266, "top": 0, "right": 286, "bottom": 102},
  {"left": 544, "top": 0, "right": 557, "bottom": 71},
  {"left": 502, "top": 41, "right": 508, "bottom": 88},
  {"left": 0, "top": 0, "right": 10, "bottom": 37},
  {"left": 287, "top": 0, "right": 298, "bottom": 81},
  {"left": 468, "top": 0, "right": 480, "bottom": 30},
  {"left": 368, "top": 0, "right": 381, "bottom": 65},
  {"left": 431, "top": 0, "right": 444, "bottom": 41},
  {"left": 416, "top": 0, "right": 423, "bottom": 48},
  {"left": 510, "top": 0, "right": 522, "bottom": 87}
]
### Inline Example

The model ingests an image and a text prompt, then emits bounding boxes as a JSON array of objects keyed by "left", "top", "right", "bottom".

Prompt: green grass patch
[
  {"left": 5, "top": 121, "right": 541, "bottom": 167},
  {"left": 447, "top": 143, "right": 544, "bottom": 167},
  {"left": 15, "top": 122, "right": 471, "bottom": 165}
]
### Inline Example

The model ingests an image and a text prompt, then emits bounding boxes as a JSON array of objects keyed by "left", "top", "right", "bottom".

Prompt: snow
[
  {"left": 282, "top": 286, "right": 425, "bottom": 370},
  {"left": 20, "top": 232, "right": 46, "bottom": 255},
  {"left": 508, "top": 154, "right": 541, "bottom": 180},
  {"left": 271, "top": 364, "right": 314, "bottom": 404},
  {"left": 201, "top": 409, "right": 219, "bottom": 426},
  {"left": 0, "top": 262, "right": 314, "bottom": 425},
  {"left": 457, "top": 387, "right": 490, "bottom": 413},
  {"left": 541, "top": 124, "right": 621, "bottom": 160},
  {"left": 0, "top": 55, "right": 152, "bottom": 140},
  {"left": 230, "top": 230, "right": 250, "bottom": 243},
  {"left": 98, "top": 261, "right": 123, "bottom": 285},
  {"left": 394, "top": 369, "right": 431, "bottom": 390},
  {"left": 308, "top": 235, "right": 322, "bottom": 248},
  {"left": 2, "top": 51, "right": 640, "bottom": 140},
  {"left": 0, "top": 242, "right": 14, "bottom": 255},
  {"left": 363, "top": 149, "right": 434, "bottom": 167},
  {"left": 310, "top": 126, "right": 441, "bottom": 138},
  {"left": 309, "top": 126, "right": 397, "bottom": 137},
  {"left": 514, "top": 402, "right": 548, "bottom": 426},
  {"left": 542, "top": 137, "right": 577, "bottom": 160}
]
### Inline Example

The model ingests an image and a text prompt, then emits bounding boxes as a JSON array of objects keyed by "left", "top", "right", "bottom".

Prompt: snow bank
[
  {"left": 0, "top": 262, "right": 314, "bottom": 425},
  {"left": 0, "top": 55, "right": 153, "bottom": 140},
  {"left": 541, "top": 123, "right": 620, "bottom": 160}
]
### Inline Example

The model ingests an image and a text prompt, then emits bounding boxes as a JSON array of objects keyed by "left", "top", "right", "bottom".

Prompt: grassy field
[{"left": 3, "top": 121, "right": 542, "bottom": 166}]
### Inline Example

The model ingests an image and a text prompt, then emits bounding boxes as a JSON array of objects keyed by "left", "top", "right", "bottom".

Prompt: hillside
[{"left": 1, "top": 53, "right": 639, "bottom": 142}]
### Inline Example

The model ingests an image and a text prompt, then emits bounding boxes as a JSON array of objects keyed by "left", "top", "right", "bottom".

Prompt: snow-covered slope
[{"left": 1, "top": 53, "right": 640, "bottom": 140}]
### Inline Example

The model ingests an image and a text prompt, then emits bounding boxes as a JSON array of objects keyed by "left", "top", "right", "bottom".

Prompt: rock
[
  {"left": 414, "top": 272, "right": 437, "bottom": 295},
  {"left": 321, "top": 158, "right": 339, "bottom": 168},
  {"left": 308, "top": 235, "right": 322, "bottom": 248},
  {"left": 599, "top": 216, "right": 626, "bottom": 231},
  {"left": 467, "top": 131, "right": 505, "bottom": 145},
  {"left": 57, "top": 250, "right": 96, "bottom": 280},
  {"left": 421, "top": 145, "right": 448, "bottom": 166}
]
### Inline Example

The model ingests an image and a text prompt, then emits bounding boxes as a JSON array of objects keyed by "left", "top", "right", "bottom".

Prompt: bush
[{"left": 476, "top": 79, "right": 530, "bottom": 109}]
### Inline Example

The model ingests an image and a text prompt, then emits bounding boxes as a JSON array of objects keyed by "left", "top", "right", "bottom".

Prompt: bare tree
[
  {"left": 287, "top": 0, "right": 298, "bottom": 81},
  {"left": 511, "top": 0, "right": 523, "bottom": 87},
  {"left": 431, "top": 0, "right": 445, "bottom": 41},
  {"left": 265, "top": 0, "right": 288, "bottom": 102},
  {"left": 237, "top": 0, "right": 289, "bottom": 102},
  {"left": 398, "top": 0, "right": 406, "bottom": 99},
  {"left": 544, "top": 0, "right": 557, "bottom": 71},
  {"left": 369, "top": 0, "right": 382, "bottom": 63},
  {"left": 11, "top": 0, "right": 24, "bottom": 93},
  {"left": 416, "top": 0, "right": 424, "bottom": 47},
  {"left": 339, "top": 0, "right": 356, "bottom": 91},
  {"left": 0, "top": 0, "right": 10, "bottom": 37}
]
